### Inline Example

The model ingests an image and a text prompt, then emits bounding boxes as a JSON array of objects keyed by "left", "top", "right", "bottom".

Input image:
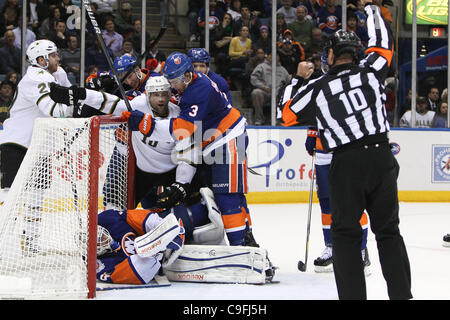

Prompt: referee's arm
[{"left": 359, "top": 3, "right": 394, "bottom": 82}]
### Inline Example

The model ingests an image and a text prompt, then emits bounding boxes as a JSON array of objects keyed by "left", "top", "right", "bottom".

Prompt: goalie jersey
[
  {"left": 0, "top": 66, "right": 72, "bottom": 149},
  {"left": 97, "top": 209, "right": 164, "bottom": 284}
]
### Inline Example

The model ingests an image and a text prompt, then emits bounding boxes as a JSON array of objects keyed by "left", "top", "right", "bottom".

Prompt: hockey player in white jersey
[
  {"left": 96, "top": 75, "right": 185, "bottom": 209},
  {"left": 0, "top": 40, "right": 74, "bottom": 204},
  {"left": 0, "top": 40, "right": 74, "bottom": 255}
]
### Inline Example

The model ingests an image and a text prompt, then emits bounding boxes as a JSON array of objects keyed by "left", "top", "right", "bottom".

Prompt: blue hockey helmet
[
  {"left": 113, "top": 53, "right": 137, "bottom": 75},
  {"left": 162, "top": 52, "right": 194, "bottom": 80},
  {"left": 187, "top": 48, "right": 211, "bottom": 64}
]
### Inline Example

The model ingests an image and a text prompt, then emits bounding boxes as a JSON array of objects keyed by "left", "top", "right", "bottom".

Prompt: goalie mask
[
  {"left": 26, "top": 40, "right": 58, "bottom": 69},
  {"left": 97, "top": 226, "right": 120, "bottom": 256}
]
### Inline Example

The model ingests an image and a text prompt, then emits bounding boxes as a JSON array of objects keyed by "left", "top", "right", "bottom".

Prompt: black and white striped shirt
[{"left": 281, "top": 4, "right": 392, "bottom": 152}]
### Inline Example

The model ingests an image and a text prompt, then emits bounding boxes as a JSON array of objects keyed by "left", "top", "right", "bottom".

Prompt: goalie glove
[
  {"left": 155, "top": 182, "right": 189, "bottom": 210},
  {"left": 49, "top": 82, "right": 86, "bottom": 107}
]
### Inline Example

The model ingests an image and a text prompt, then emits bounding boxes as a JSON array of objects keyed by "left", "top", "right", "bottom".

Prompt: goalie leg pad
[
  {"left": 163, "top": 244, "right": 271, "bottom": 284},
  {"left": 134, "top": 213, "right": 180, "bottom": 257}
]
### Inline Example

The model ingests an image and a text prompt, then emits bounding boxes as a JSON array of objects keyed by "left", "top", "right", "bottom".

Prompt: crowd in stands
[
  {"left": 0, "top": 0, "right": 170, "bottom": 127},
  {"left": 188, "top": 0, "right": 448, "bottom": 127},
  {"left": 0, "top": 0, "right": 446, "bottom": 128}
]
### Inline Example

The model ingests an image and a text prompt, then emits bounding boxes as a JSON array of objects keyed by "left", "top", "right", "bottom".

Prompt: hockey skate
[
  {"left": 443, "top": 234, "right": 450, "bottom": 247},
  {"left": 314, "top": 246, "right": 333, "bottom": 273}
]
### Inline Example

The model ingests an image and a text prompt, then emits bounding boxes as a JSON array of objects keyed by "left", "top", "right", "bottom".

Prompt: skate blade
[{"left": 314, "top": 264, "right": 333, "bottom": 273}]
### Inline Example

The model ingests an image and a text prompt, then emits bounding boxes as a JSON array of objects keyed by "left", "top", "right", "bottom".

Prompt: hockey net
[{"left": 0, "top": 116, "right": 135, "bottom": 299}]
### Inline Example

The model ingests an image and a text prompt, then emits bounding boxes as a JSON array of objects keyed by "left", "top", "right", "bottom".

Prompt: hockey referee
[{"left": 280, "top": 1, "right": 412, "bottom": 300}]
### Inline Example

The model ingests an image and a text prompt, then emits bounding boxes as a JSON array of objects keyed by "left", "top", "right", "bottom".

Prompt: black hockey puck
[{"left": 297, "top": 261, "right": 306, "bottom": 272}]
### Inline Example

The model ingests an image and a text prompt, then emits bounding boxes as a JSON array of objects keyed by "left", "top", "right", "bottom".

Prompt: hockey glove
[
  {"left": 86, "top": 74, "right": 116, "bottom": 93},
  {"left": 121, "top": 110, "right": 155, "bottom": 137},
  {"left": 49, "top": 83, "right": 86, "bottom": 107},
  {"left": 155, "top": 182, "right": 190, "bottom": 210},
  {"left": 305, "top": 127, "right": 318, "bottom": 156}
]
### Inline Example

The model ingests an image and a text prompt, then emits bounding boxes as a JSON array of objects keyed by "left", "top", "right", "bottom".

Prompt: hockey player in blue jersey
[
  {"left": 122, "top": 52, "right": 257, "bottom": 247},
  {"left": 187, "top": 48, "right": 233, "bottom": 103},
  {"left": 97, "top": 187, "right": 226, "bottom": 285}
]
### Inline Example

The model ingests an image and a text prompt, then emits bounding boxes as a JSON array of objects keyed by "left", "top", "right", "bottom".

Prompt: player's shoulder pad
[{"left": 27, "top": 66, "right": 55, "bottom": 83}]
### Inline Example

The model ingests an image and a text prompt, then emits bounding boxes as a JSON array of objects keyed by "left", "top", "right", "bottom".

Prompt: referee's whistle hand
[{"left": 297, "top": 61, "right": 315, "bottom": 79}]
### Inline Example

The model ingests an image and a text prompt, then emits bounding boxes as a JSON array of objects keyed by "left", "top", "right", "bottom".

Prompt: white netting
[{"left": 0, "top": 117, "right": 131, "bottom": 298}]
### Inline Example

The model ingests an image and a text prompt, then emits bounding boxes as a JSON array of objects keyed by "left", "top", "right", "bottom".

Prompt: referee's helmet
[{"left": 324, "top": 30, "right": 361, "bottom": 59}]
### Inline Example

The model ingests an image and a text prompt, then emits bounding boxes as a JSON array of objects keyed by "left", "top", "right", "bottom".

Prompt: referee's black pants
[{"left": 329, "top": 135, "right": 412, "bottom": 300}]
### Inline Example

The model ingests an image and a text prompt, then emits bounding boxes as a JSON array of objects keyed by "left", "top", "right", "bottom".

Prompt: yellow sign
[{"left": 405, "top": 0, "right": 448, "bottom": 25}]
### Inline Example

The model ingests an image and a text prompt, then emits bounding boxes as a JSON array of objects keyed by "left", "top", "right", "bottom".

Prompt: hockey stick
[
  {"left": 298, "top": 151, "right": 316, "bottom": 272},
  {"left": 82, "top": 0, "right": 133, "bottom": 111}
]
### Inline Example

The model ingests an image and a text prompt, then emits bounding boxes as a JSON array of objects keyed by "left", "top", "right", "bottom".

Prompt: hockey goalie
[{"left": 97, "top": 187, "right": 276, "bottom": 286}]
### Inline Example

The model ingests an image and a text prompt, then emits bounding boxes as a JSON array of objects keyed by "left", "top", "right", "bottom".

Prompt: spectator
[
  {"left": 278, "top": 29, "right": 305, "bottom": 57},
  {"left": 117, "top": 39, "right": 138, "bottom": 59},
  {"left": 228, "top": 25, "right": 252, "bottom": 90},
  {"left": 0, "top": 6, "right": 18, "bottom": 39},
  {"left": 427, "top": 86, "right": 440, "bottom": 112},
  {"left": 85, "top": 37, "right": 113, "bottom": 72},
  {"left": 102, "top": 17, "right": 123, "bottom": 57},
  {"left": 0, "top": 30, "right": 20, "bottom": 74},
  {"left": 276, "top": 12, "right": 288, "bottom": 42},
  {"left": 432, "top": 101, "right": 448, "bottom": 128},
  {"left": 247, "top": 47, "right": 266, "bottom": 75},
  {"left": 60, "top": 34, "right": 81, "bottom": 84},
  {"left": 4, "top": 71, "right": 18, "bottom": 87},
  {"left": 114, "top": 2, "right": 134, "bottom": 37},
  {"left": 348, "top": 0, "right": 367, "bottom": 28},
  {"left": 92, "top": 0, "right": 117, "bottom": 15},
  {"left": 252, "top": 25, "right": 271, "bottom": 53},
  {"left": 0, "top": 0, "right": 19, "bottom": 21},
  {"left": 57, "top": 0, "right": 76, "bottom": 20},
  {"left": 12, "top": 15, "right": 36, "bottom": 49},
  {"left": 198, "top": 0, "right": 225, "bottom": 45},
  {"left": 346, "top": 11, "right": 368, "bottom": 47},
  {"left": 232, "top": 4, "right": 261, "bottom": 42},
  {"left": 250, "top": 51, "right": 291, "bottom": 125},
  {"left": 227, "top": 0, "right": 242, "bottom": 21},
  {"left": 400, "top": 96, "right": 436, "bottom": 128},
  {"left": 0, "top": 80, "right": 13, "bottom": 125},
  {"left": 188, "top": 0, "right": 203, "bottom": 41},
  {"left": 244, "top": 0, "right": 266, "bottom": 18},
  {"left": 278, "top": 38, "right": 304, "bottom": 76},
  {"left": 317, "top": 0, "right": 342, "bottom": 37},
  {"left": 288, "top": 5, "right": 314, "bottom": 53},
  {"left": 277, "top": 0, "right": 297, "bottom": 24},
  {"left": 48, "top": 19, "right": 69, "bottom": 49},
  {"left": 211, "top": 13, "right": 233, "bottom": 76},
  {"left": 126, "top": 18, "right": 151, "bottom": 54},
  {"left": 441, "top": 88, "right": 448, "bottom": 105},
  {"left": 306, "top": 27, "right": 325, "bottom": 57},
  {"left": 147, "top": 37, "right": 166, "bottom": 62},
  {"left": 38, "top": 5, "right": 62, "bottom": 39},
  {"left": 27, "top": 0, "right": 48, "bottom": 35}
]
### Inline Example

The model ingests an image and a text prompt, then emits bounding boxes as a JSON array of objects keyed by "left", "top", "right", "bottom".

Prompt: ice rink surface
[{"left": 95, "top": 201, "right": 450, "bottom": 301}]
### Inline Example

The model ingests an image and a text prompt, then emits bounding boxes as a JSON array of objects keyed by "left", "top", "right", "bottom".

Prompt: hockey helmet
[
  {"left": 26, "top": 40, "right": 58, "bottom": 68},
  {"left": 145, "top": 75, "right": 171, "bottom": 94},
  {"left": 162, "top": 52, "right": 194, "bottom": 80},
  {"left": 187, "top": 48, "right": 211, "bottom": 64},
  {"left": 323, "top": 29, "right": 361, "bottom": 59},
  {"left": 114, "top": 54, "right": 137, "bottom": 76},
  {"left": 97, "top": 225, "right": 120, "bottom": 256}
]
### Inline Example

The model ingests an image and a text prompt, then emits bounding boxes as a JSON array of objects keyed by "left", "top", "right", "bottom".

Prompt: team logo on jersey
[
  {"left": 121, "top": 232, "right": 137, "bottom": 256},
  {"left": 432, "top": 145, "right": 450, "bottom": 183}
]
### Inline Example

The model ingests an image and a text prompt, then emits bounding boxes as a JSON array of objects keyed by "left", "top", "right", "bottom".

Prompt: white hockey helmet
[
  {"left": 145, "top": 75, "right": 171, "bottom": 94},
  {"left": 26, "top": 40, "right": 58, "bottom": 68},
  {"left": 97, "top": 225, "right": 120, "bottom": 256}
]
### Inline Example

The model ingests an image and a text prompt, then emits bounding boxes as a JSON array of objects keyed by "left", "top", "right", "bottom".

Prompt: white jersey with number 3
[{"left": 0, "top": 66, "right": 72, "bottom": 148}]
